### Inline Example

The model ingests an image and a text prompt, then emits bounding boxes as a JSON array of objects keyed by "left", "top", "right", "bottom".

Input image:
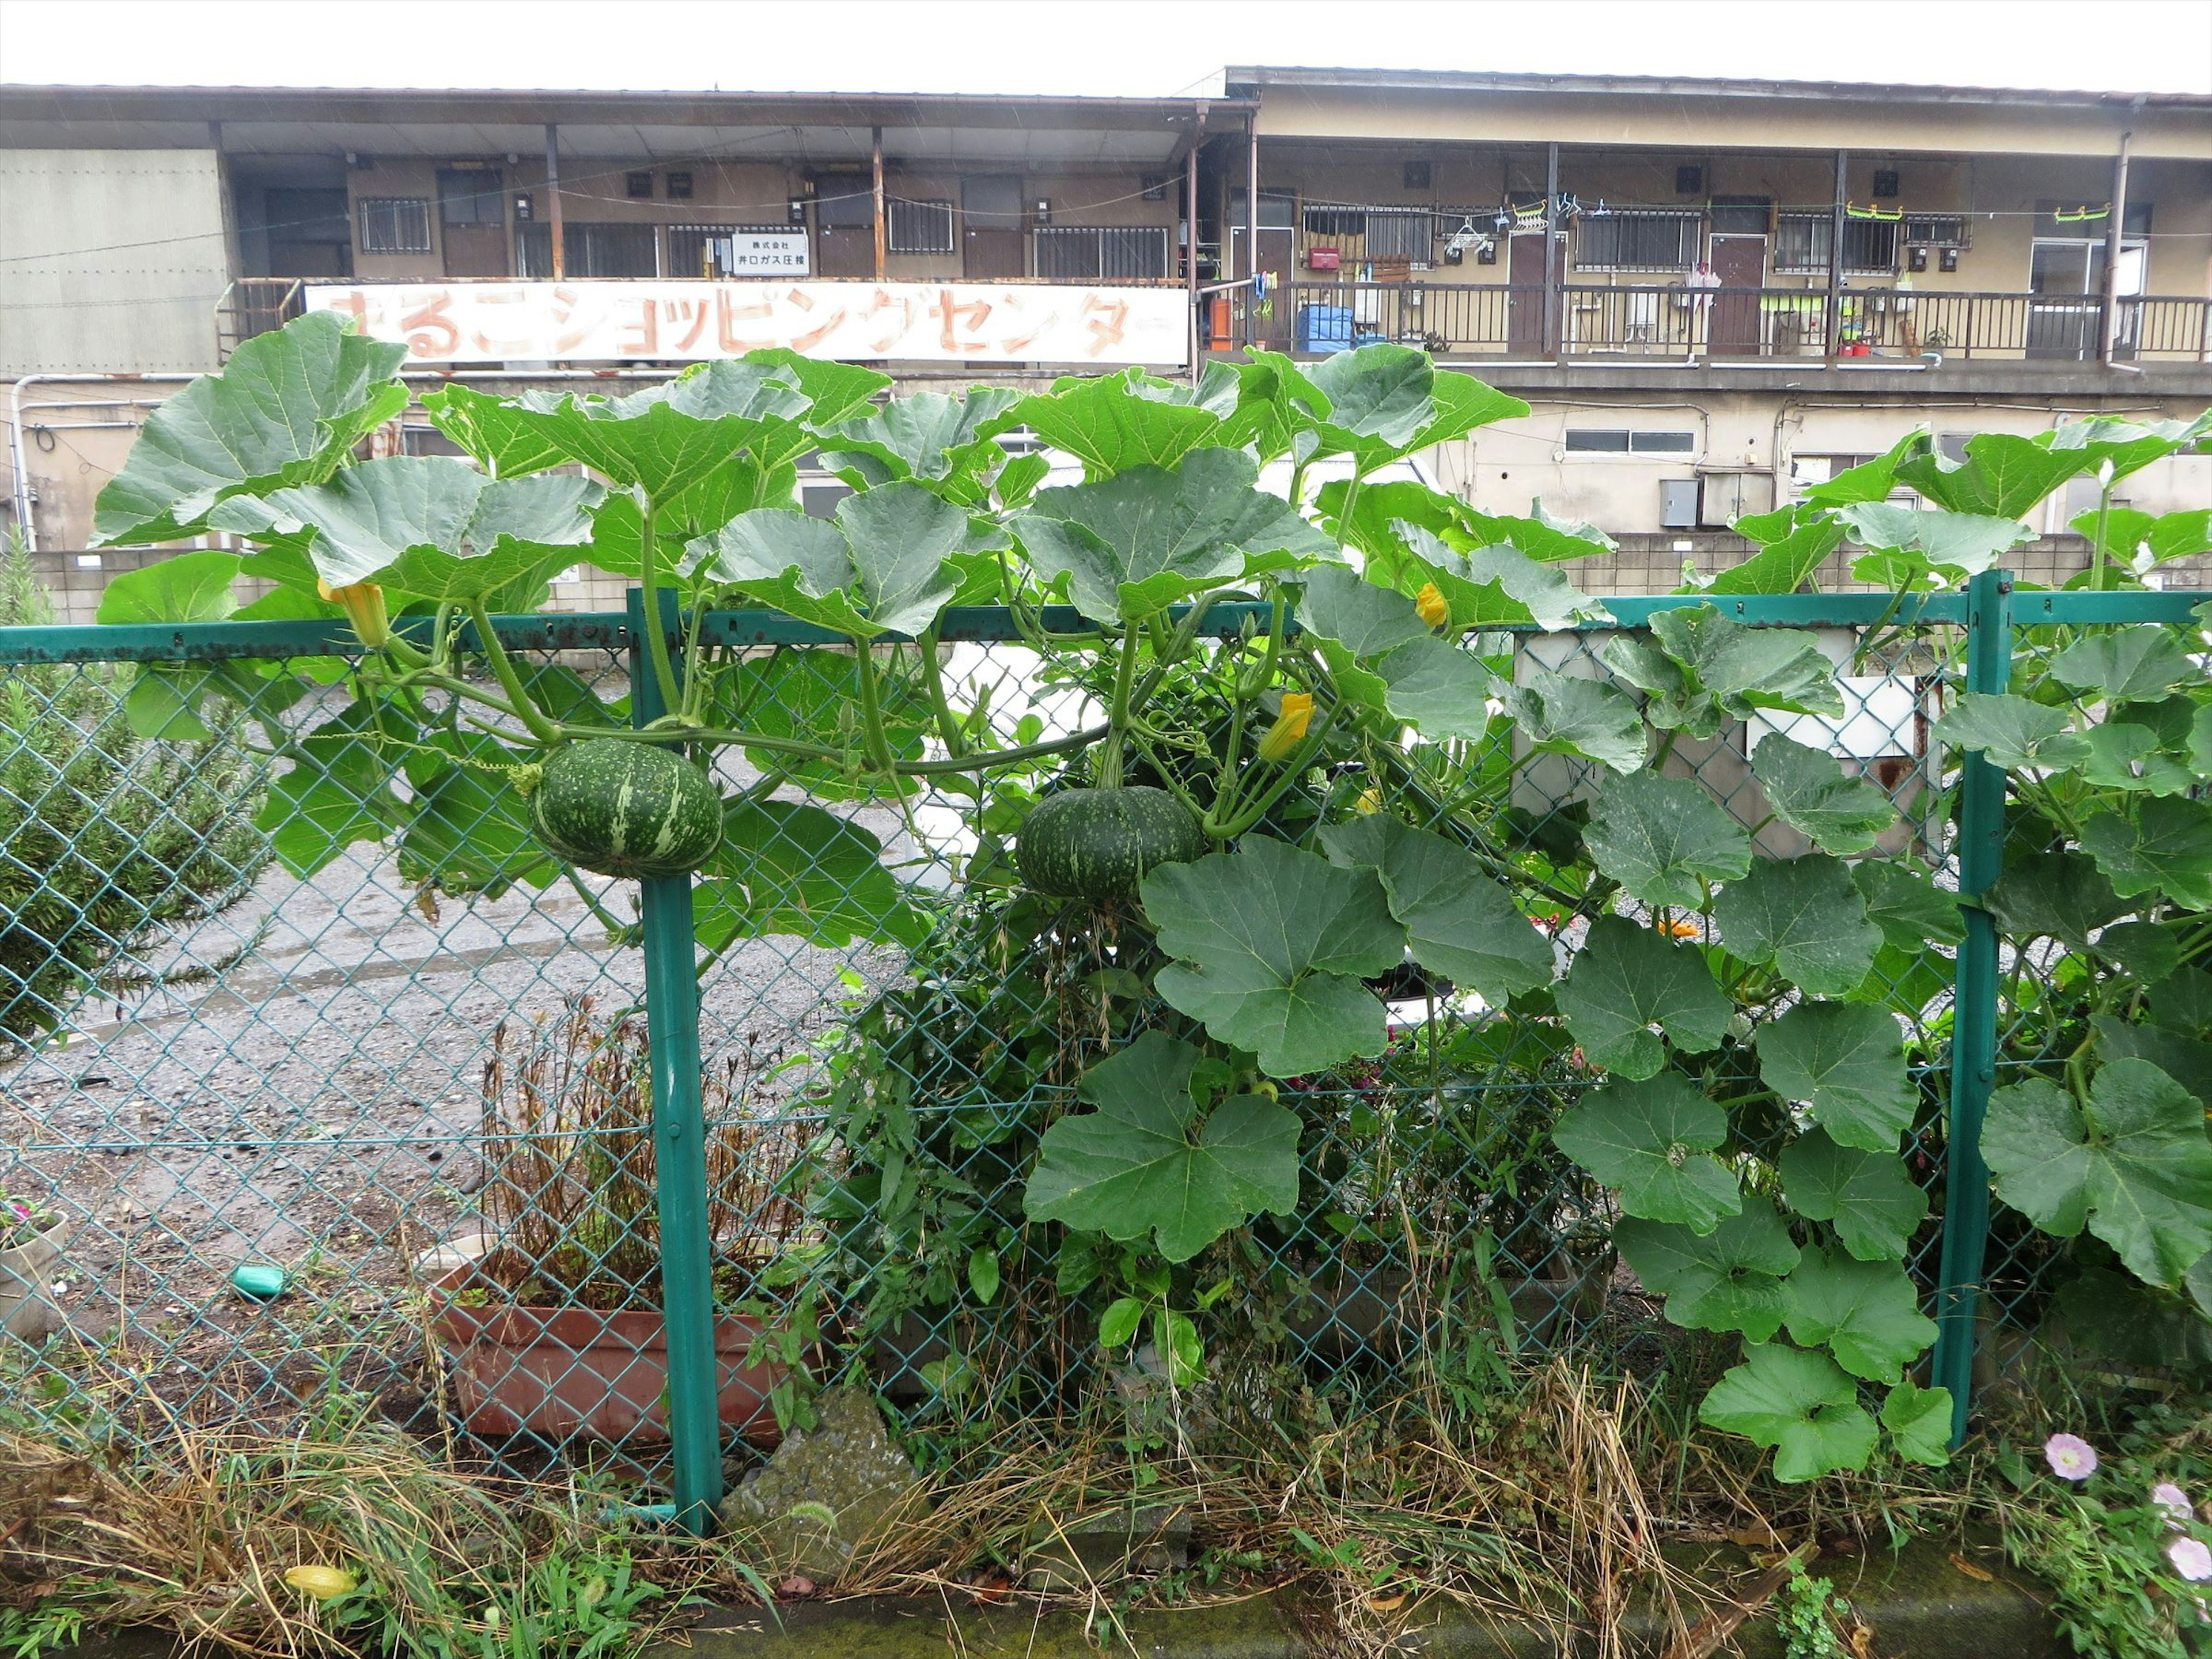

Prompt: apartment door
[
  {"left": 815, "top": 171, "right": 877, "bottom": 278},
  {"left": 437, "top": 168, "right": 508, "bottom": 278},
  {"left": 961, "top": 176, "right": 1025, "bottom": 279},
  {"left": 1508, "top": 230, "right": 1564, "bottom": 354},
  {"left": 1708, "top": 234, "right": 1766, "bottom": 355},
  {"left": 1229, "top": 189, "right": 1296, "bottom": 349}
]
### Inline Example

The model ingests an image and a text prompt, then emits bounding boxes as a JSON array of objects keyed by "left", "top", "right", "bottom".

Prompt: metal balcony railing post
[
  {"left": 1931, "top": 566, "right": 2013, "bottom": 1446},
  {"left": 627, "top": 585, "right": 724, "bottom": 1533}
]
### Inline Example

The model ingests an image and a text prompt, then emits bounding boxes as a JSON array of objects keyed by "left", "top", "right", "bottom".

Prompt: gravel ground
[{"left": 2, "top": 822, "right": 912, "bottom": 1419}]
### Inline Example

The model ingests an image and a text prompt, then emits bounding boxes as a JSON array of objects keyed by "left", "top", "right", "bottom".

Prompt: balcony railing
[
  {"left": 1240, "top": 282, "right": 2211, "bottom": 366},
  {"left": 215, "top": 278, "right": 305, "bottom": 361}
]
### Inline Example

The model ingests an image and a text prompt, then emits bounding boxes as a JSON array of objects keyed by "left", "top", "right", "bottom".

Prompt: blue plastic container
[{"left": 1296, "top": 304, "right": 1354, "bottom": 352}]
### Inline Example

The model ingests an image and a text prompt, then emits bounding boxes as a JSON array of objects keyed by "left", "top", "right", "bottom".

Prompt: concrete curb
[{"left": 666, "top": 1535, "right": 2062, "bottom": 1658}]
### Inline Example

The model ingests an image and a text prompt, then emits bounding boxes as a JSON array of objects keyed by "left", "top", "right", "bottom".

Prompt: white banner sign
[{"left": 304, "top": 280, "right": 1187, "bottom": 366}]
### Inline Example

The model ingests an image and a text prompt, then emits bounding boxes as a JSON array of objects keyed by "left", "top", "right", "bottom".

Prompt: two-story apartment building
[{"left": 2, "top": 70, "right": 2206, "bottom": 609}]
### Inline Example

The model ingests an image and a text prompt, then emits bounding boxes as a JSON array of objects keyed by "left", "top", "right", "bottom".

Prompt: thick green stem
[
  {"left": 916, "top": 627, "right": 968, "bottom": 756},
  {"left": 634, "top": 491, "right": 687, "bottom": 721},
  {"left": 850, "top": 635, "right": 897, "bottom": 773},
  {"left": 1209, "top": 709, "right": 1339, "bottom": 839},
  {"left": 547, "top": 717, "right": 1108, "bottom": 776},
  {"left": 2089, "top": 472, "right": 2115, "bottom": 590},
  {"left": 1099, "top": 623, "right": 1145, "bottom": 789},
  {"left": 464, "top": 597, "right": 561, "bottom": 745},
  {"left": 1233, "top": 593, "right": 1288, "bottom": 700}
]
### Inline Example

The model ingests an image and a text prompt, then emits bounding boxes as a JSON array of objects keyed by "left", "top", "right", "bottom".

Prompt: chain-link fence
[{"left": 0, "top": 579, "right": 2194, "bottom": 1519}]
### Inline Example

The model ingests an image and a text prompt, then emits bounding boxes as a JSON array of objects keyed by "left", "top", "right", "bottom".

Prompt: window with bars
[
  {"left": 1903, "top": 215, "right": 1969, "bottom": 248},
  {"left": 517, "top": 222, "right": 660, "bottom": 278},
  {"left": 1774, "top": 213, "right": 1900, "bottom": 274},
  {"left": 887, "top": 198, "right": 954, "bottom": 254},
  {"left": 357, "top": 198, "right": 433, "bottom": 255},
  {"left": 1573, "top": 212, "right": 1699, "bottom": 271},
  {"left": 1365, "top": 210, "right": 1433, "bottom": 260},
  {"left": 1033, "top": 226, "right": 1171, "bottom": 281}
]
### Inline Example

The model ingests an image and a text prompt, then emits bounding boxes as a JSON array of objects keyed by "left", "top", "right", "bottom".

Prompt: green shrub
[{"left": 0, "top": 540, "right": 269, "bottom": 1047}]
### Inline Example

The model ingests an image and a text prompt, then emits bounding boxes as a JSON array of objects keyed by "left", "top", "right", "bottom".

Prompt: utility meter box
[{"left": 1659, "top": 478, "right": 1700, "bottom": 529}]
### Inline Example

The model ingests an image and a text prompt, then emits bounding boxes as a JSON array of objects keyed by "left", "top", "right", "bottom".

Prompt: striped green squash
[
  {"left": 528, "top": 738, "right": 724, "bottom": 880},
  {"left": 1016, "top": 786, "right": 1208, "bottom": 903}
]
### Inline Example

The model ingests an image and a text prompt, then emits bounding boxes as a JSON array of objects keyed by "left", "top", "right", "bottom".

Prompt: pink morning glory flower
[
  {"left": 2043, "top": 1433, "right": 2099, "bottom": 1480},
  {"left": 2171, "top": 1537, "right": 2212, "bottom": 1584},
  {"left": 2156, "top": 1484, "right": 2196, "bottom": 1527}
]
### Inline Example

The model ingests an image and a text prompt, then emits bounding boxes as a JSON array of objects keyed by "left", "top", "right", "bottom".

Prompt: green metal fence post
[
  {"left": 627, "top": 585, "right": 724, "bottom": 1533},
  {"left": 1933, "top": 566, "right": 2013, "bottom": 1447}
]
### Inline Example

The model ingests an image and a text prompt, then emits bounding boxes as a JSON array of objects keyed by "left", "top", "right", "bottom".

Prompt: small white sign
[{"left": 717, "top": 232, "right": 810, "bottom": 276}]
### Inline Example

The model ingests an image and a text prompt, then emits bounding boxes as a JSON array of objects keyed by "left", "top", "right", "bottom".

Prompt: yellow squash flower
[
  {"left": 1414, "top": 582, "right": 1449, "bottom": 629},
  {"left": 317, "top": 578, "right": 391, "bottom": 648},
  {"left": 1256, "top": 692, "right": 1316, "bottom": 763},
  {"left": 1355, "top": 786, "right": 1384, "bottom": 815}
]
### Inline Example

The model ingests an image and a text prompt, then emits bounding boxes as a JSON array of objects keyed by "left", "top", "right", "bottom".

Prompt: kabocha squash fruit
[
  {"left": 1016, "top": 785, "right": 1207, "bottom": 903},
  {"left": 527, "top": 738, "right": 724, "bottom": 880}
]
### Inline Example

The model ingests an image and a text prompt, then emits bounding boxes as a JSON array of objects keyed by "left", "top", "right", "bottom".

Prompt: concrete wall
[{"left": 0, "top": 149, "right": 230, "bottom": 374}]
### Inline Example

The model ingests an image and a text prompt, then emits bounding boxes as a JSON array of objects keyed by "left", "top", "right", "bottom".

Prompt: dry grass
[{"left": 476, "top": 999, "right": 806, "bottom": 1308}]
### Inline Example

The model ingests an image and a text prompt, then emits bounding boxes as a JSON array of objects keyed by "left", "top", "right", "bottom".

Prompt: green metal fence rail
[{"left": 0, "top": 578, "right": 2200, "bottom": 1512}]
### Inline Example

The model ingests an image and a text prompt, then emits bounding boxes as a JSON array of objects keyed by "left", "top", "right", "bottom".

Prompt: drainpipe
[
  {"left": 1542, "top": 142, "right": 1560, "bottom": 359},
  {"left": 1187, "top": 102, "right": 1207, "bottom": 387},
  {"left": 1824, "top": 150, "right": 1847, "bottom": 363},
  {"left": 2099, "top": 130, "right": 2132, "bottom": 368},
  {"left": 1246, "top": 113, "right": 1260, "bottom": 349},
  {"left": 544, "top": 124, "right": 565, "bottom": 279},
  {"left": 871, "top": 126, "right": 887, "bottom": 282}
]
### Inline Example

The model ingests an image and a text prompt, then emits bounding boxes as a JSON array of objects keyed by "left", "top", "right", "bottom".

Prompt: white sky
[{"left": 2, "top": 0, "right": 2209, "bottom": 97}]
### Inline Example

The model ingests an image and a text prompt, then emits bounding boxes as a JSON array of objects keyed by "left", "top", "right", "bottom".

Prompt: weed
[{"left": 1772, "top": 1558, "right": 1850, "bottom": 1659}]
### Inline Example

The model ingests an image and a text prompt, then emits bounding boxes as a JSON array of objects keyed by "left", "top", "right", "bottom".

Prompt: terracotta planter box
[
  {"left": 427, "top": 1264, "right": 782, "bottom": 1444},
  {"left": 0, "top": 1219, "right": 71, "bottom": 1339}
]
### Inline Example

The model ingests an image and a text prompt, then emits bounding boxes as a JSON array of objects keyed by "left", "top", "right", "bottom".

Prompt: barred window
[
  {"left": 1775, "top": 213, "right": 1900, "bottom": 274},
  {"left": 1033, "top": 226, "right": 1171, "bottom": 281},
  {"left": 357, "top": 198, "right": 433, "bottom": 255},
  {"left": 1904, "top": 215, "right": 1969, "bottom": 248},
  {"left": 887, "top": 198, "right": 954, "bottom": 254},
  {"left": 1573, "top": 212, "right": 1698, "bottom": 271},
  {"left": 1365, "top": 210, "right": 1432, "bottom": 260}
]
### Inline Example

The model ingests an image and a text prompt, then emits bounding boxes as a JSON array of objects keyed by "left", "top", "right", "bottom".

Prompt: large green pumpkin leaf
[
  {"left": 1983, "top": 1059, "right": 2212, "bottom": 1288},
  {"left": 995, "top": 370, "right": 1221, "bottom": 478},
  {"left": 1933, "top": 693, "right": 2088, "bottom": 771},
  {"left": 1296, "top": 564, "right": 1433, "bottom": 715},
  {"left": 209, "top": 457, "right": 602, "bottom": 601},
  {"left": 1217, "top": 349, "right": 1331, "bottom": 461},
  {"left": 2049, "top": 627, "right": 2198, "bottom": 704},
  {"left": 1800, "top": 430, "right": 1931, "bottom": 507},
  {"left": 2047, "top": 411, "right": 2212, "bottom": 482},
  {"left": 93, "top": 311, "right": 408, "bottom": 546},
  {"left": 94, "top": 550, "right": 241, "bottom": 624},
  {"left": 1016, "top": 448, "right": 1332, "bottom": 623},
  {"left": 1616, "top": 1209, "right": 1800, "bottom": 1341},
  {"left": 1558, "top": 916, "right": 1731, "bottom": 1080},
  {"left": 257, "top": 700, "right": 407, "bottom": 878},
  {"left": 1370, "top": 634, "right": 1501, "bottom": 741},
  {"left": 696, "top": 799, "right": 925, "bottom": 952},
  {"left": 1752, "top": 736, "right": 1896, "bottom": 855},
  {"left": 423, "top": 372, "right": 810, "bottom": 498},
  {"left": 1715, "top": 855, "right": 1883, "bottom": 997},
  {"left": 1024, "top": 1030, "right": 1301, "bottom": 1262},
  {"left": 1881, "top": 1378, "right": 1955, "bottom": 1467},
  {"left": 1983, "top": 850, "right": 2126, "bottom": 949},
  {"left": 1703, "top": 505, "right": 1846, "bottom": 597},
  {"left": 1319, "top": 816, "right": 1555, "bottom": 1002},
  {"left": 1143, "top": 838, "right": 1404, "bottom": 1077},
  {"left": 2073, "top": 505, "right": 2212, "bottom": 572},
  {"left": 1850, "top": 861, "right": 1965, "bottom": 952},
  {"left": 1836, "top": 503, "right": 2033, "bottom": 587},
  {"left": 1552, "top": 1071, "right": 1740, "bottom": 1232},
  {"left": 1892, "top": 432, "right": 2091, "bottom": 519},
  {"left": 1305, "top": 343, "right": 1435, "bottom": 452},
  {"left": 1781, "top": 1129, "right": 1930, "bottom": 1262},
  {"left": 2073, "top": 724, "right": 2195, "bottom": 796},
  {"left": 1756, "top": 1003, "right": 1916, "bottom": 1152},
  {"left": 1501, "top": 668, "right": 1649, "bottom": 773},
  {"left": 1605, "top": 606, "right": 1843, "bottom": 739},
  {"left": 396, "top": 733, "right": 553, "bottom": 899},
  {"left": 2081, "top": 798, "right": 2212, "bottom": 908},
  {"left": 2091, "top": 1017, "right": 2212, "bottom": 1109},
  {"left": 692, "top": 482, "right": 980, "bottom": 638},
  {"left": 1781, "top": 1248, "right": 1936, "bottom": 1384},
  {"left": 1700, "top": 1344, "right": 1879, "bottom": 1482},
  {"left": 1584, "top": 771, "right": 1753, "bottom": 909},
  {"left": 823, "top": 386, "right": 1022, "bottom": 490},
  {"left": 1389, "top": 522, "right": 1610, "bottom": 631}
]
